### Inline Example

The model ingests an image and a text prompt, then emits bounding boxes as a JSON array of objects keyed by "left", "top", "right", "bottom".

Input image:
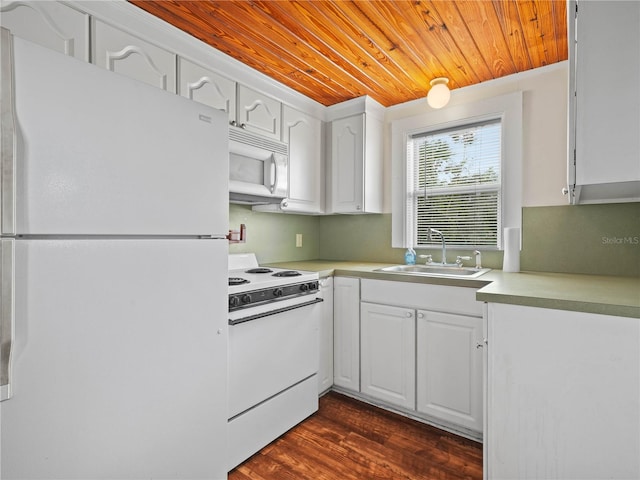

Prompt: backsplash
[
  {"left": 230, "top": 202, "right": 640, "bottom": 277},
  {"left": 229, "top": 204, "right": 320, "bottom": 264},
  {"left": 520, "top": 202, "right": 640, "bottom": 277}
]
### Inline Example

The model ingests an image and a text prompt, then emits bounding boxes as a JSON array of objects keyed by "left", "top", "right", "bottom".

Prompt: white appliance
[
  {"left": 227, "top": 254, "right": 321, "bottom": 470},
  {"left": 228, "top": 126, "right": 288, "bottom": 205},
  {"left": 0, "top": 30, "right": 229, "bottom": 479}
]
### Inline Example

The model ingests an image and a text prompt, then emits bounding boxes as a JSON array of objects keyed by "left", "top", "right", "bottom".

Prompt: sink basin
[{"left": 375, "top": 264, "right": 491, "bottom": 279}]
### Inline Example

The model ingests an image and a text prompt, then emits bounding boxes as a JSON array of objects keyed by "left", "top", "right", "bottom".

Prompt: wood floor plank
[{"left": 228, "top": 391, "right": 482, "bottom": 480}]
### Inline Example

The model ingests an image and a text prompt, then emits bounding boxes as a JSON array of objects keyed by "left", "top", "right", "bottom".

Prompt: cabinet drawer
[{"left": 361, "top": 279, "right": 482, "bottom": 317}]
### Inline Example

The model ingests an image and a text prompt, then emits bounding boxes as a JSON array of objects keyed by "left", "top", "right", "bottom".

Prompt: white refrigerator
[{"left": 0, "top": 30, "right": 229, "bottom": 479}]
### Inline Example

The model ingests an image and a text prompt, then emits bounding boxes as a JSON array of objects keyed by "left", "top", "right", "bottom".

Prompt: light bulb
[{"left": 426, "top": 77, "right": 450, "bottom": 109}]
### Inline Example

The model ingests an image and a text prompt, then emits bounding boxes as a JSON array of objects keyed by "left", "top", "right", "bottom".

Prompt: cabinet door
[
  {"left": 178, "top": 57, "right": 236, "bottom": 124},
  {"left": 237, "top": 85, "right": 281, "bottom": 140},
  {"left": 486, "top": 303, "right": 640, "bottom": 479},
  {"left": 361, "top": 302, "right": 415, "bottom": 410},
  {"left": 571, "top": 0, "right": 640, "bottom": 200},
  {"left": 0, "top": 1, "right": 88, "bottom": 60},
  {"left": 92, "top": 20, "right": 176, "bottom": 93},
  {"left": 333, "top": 277, "right": 360, "bottom": 391},
  {"left": 331, "top": 114, "right": 365, "bottom": 213},
  {"left": 281, "top": 106, "right": 324, "bottom": 213},
  {"left": 416, "top": 310, "right": 483, "bottom": 432},
  {"left": 318, "top": 277, "right": 334, "bottom": 394}
]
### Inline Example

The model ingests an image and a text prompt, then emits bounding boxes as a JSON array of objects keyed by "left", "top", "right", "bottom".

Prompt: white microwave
[{"left": 228, "top": 126, "right": 288, "bottom": 204}]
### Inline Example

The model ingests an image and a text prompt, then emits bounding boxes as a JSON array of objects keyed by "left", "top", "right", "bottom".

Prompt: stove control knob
[
  {"left": 273, "top": 288, "right": 283, "bottom": 297},
  {"left": 241, "top": 294, "right": 252, "bottom": 304},
  {"left": 309, "top": 282, "right": 318, "bottom": 291},
  {"left": 300, "top": 283, "right": 309, "bottom": 292},
  {"left": 229, "top": 296, "right": 240, "bottom": 308}
]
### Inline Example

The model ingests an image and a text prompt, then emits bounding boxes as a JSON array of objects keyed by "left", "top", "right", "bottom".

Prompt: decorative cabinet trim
[
  {"left": 237, "top": 85, "right": 281, "bottom": 140},
  {"left": 0, "top": 1, "right": 89, "bottom": 60},
  {"left": 178, "top": 57, "right": 236, "bottom": 123},
  {"left": 91, "top": 19, "right": 176, "bottom": 93}
]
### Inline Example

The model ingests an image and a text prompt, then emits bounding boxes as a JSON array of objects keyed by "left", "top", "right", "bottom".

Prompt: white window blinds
[{"left": 407, "top": 119, "right": 502, "bottom": 248}]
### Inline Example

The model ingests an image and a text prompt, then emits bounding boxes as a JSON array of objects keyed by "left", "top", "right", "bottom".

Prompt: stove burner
[
  {"left": 245, "top": 268, "right": 273, "bottom": 274},
  {"left": 229, "top": 277, "right": 250, "bottom": 286},
  {"left": 272, "top": 270, "right": 302, "bottom": 277}
]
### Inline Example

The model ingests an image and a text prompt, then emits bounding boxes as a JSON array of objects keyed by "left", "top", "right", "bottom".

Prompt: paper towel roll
[{"left": 503, "top": 227, "right": 520, "bottom": 272}]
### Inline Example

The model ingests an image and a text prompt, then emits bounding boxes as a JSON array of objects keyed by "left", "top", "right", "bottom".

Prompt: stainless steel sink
[{"left": 375, "top": 264, "right": 491, "bottom": 279}]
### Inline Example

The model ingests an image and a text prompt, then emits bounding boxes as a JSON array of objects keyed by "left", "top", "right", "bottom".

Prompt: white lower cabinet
[
  {"left": 361, "top": 302, "right": 415, "bottom": 409},
  {"left": 318, "top": 277, "right": 334, "bottom": 394},
  {"left": 486, "top": 303, "right": 640, "bottom": 479},
  {"left": 333, "top": 276, "right": 360, "bottom": 392},
  {"left": 416, "top": 310, "right": 483, "bottom": 432},
  {"left": 358, "top": 278, "right": 483, "bottom": 436}
]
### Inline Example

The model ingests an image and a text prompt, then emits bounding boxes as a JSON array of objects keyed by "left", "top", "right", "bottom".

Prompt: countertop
[{"left": 265, "top": 260, "right": 640, "bottom": 319}]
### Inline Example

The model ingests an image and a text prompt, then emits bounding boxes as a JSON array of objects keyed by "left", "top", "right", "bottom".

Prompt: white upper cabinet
[
  {"left": 568, "top": 0, "right": 640, "bottom": 204},
  {"left": 327, "top": 97, "right": 384, "bottom": 214},
  {"left": 281, "top": 106, "right": 324, "bottom": 213},
  {"left": 91, "top": 19, "right": 176, "bottom": 93},
  {"left": 237, "top": 85, "right": 281, "bottom": 140},
  {"left": 0, "top": 1, "right": 88, "bottom": 60},
  {"left": 331, "top": 114, "right": 365, "bottom": 213},
  {"left": 177, "top": 57, "right": 236, "bottom": 124}
]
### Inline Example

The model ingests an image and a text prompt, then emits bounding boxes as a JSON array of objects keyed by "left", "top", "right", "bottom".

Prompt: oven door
[{"left": 228, "top": 295, "right": 322, "bottom": 419}]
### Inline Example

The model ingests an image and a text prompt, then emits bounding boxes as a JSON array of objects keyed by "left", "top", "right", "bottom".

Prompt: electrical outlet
[{"left": 296, "top": 234, "right": 303, "bottom": 247}]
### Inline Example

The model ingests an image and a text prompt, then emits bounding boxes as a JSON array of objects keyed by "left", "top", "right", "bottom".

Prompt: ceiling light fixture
[{"left": 426, "top": 77, "right": 451, "bottom": 109}]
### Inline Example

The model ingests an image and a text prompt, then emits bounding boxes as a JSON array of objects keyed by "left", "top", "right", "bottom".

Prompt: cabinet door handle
[{"left": 417, "top": 312, "right": 424, "bottom": 319}]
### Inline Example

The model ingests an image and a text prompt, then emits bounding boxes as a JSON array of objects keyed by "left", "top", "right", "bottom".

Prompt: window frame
[
  {"left": 391, "top": 92, "right": 522, "bottom": 251},
  {"left": 409, "top": 117, "right": 503, "bottom": 249}
]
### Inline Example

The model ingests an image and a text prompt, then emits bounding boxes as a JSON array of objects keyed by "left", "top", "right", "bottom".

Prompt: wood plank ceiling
[{"left": 129, "top": 0, "right": 568, "bottom": 107}]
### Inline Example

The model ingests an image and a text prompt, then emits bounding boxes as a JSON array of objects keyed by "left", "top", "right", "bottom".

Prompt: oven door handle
[{"left": 229, "top": 297, "right": 323, "bottom": 326}]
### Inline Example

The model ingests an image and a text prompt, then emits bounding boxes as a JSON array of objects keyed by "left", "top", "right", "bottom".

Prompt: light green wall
[
  {"left": 233, "top": 202, "right": 640, "bottom": 278},
  {"left": 317, "top": 213, "right": 505, "bottom": 269},
  {"left": 521, "top": 202, "right": 640, "bottom": 277},
  {"left": 229, "top": 204, "right": 320, "bottom": 264}
]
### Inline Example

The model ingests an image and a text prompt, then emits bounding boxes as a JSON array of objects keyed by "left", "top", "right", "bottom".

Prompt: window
[
  {"left": 391, "top": 92, "right": 522, "bottom": 251},
  {"left": 408, "top": 119, "right": 502, "bottom": 248}
]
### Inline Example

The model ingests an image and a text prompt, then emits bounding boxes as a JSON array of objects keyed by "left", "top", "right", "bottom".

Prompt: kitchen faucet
[{"left": 427, "top": 228, "right": 447, "bottom": 265}]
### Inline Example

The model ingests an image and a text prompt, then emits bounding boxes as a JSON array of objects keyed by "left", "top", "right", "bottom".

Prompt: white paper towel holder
[{"left": 503, "top": 227, "right": 520, "bottom": 272}]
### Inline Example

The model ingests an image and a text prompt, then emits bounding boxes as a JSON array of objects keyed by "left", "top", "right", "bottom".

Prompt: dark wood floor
[{"left": 228, "top": 391, "right": 483, "bottom": 480}]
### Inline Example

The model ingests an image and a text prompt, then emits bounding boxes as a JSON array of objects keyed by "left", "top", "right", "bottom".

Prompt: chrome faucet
[{"left": 427, "top": 228, "right": 447, "bottom": 265}]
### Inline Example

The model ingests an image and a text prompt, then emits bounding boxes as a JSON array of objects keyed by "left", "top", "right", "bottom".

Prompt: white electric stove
[{"left": 226, "top": 253, "right": 321, "bottom": 470}]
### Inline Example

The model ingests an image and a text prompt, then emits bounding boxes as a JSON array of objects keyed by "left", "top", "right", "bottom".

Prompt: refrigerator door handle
[
  {"left": 1, "top": 238, "right": 14, "bottom": 401},
  {"left": 1, "top": 27, "right": 16, "bottom": 236}
]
